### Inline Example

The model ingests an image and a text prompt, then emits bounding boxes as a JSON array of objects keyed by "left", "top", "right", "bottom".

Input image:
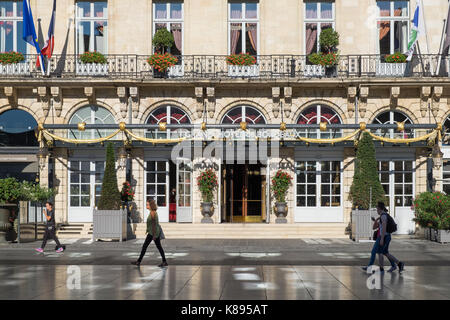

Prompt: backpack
[{"left": 382, "top": 212, "right": 397, "bottom": 234}]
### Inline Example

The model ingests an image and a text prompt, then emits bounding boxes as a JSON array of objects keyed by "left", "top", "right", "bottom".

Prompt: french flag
[{"left": 37, "top": 0, "right": 56, "bottom": 71}]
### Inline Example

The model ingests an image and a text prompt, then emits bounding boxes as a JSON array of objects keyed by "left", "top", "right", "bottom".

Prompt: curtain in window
[
  {"left": 171, "top": 23, "right": 182, "bottom": 54},
  {"left": 155, "top": 4, "right": 167, "bottom": 19},
  {"left": 321, "top": 4, "right": 332, "bottom": 19},
  {"left": 170, "top": 4, "right": 182, "bottom": 19},
  {"left": 379, "top": 8, "right": 401, "bottom": 40},
  {"left": 230, "top": 23, "right": 241, "bottom": 54},
  {"left": 247, "top": 23, "right": 257, "bottom": 54},
  {"left": 305, "top": 4, "right": 317, "bottom": 19},
  {"left": 305, "top": 23, "right": 317, "bottom": 55}
]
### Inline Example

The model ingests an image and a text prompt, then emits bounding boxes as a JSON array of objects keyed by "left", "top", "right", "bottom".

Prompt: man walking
[{"left": 35, "top": 202, "right": 64, "bottom": 253}]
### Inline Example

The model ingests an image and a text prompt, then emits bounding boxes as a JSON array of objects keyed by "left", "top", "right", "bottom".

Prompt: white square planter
[
  {"left": 437, "top": 229, "right": 450, "bottom": 243},
  {"left": 228, "top": 65, "right": 259, "bottom": 77},
  {"left": 304, "top": 64, "right": 325, "bottom": 77},
  {"left": 0, "top": 63, "right": 30, "bottom": 76},
  {"left": 168, "top": 64, "right": 184, "bottom": 77},
  {"left": 76, "top": 62, "right": 108, "bottom": 76},
  {"left": 376, "top": 62, "right": 406, "bottom": 77},
  {"left": 430, "top": 228, "right": 437, "bottom": 242}
]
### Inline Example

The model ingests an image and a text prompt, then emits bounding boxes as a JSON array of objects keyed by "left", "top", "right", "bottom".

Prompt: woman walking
[{"left": 131, "top": 200, "right": 168, "bottom": 267}]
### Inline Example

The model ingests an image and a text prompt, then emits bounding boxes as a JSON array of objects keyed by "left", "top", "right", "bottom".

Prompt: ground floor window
[
  {"left": 69, "top": 160, "right": 104, "bottom": 208},
  {"left": 377, "top": 160, "right": 413, "bottom": 208},
  {"left": 295, "top": 161, "right": 341, "bottom": 208}
]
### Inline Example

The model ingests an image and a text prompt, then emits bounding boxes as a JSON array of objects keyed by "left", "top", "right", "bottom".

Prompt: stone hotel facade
[{"left": 1, "top": 0, "right": 450, "bottom": 236}]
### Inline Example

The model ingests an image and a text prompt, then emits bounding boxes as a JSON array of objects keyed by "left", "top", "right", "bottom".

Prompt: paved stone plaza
[{"left": 1, "top": 238, "right": 450, "bottom": 300}]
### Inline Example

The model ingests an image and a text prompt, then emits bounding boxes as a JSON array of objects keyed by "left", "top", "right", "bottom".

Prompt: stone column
[
  {"left": 131, "top": 148, "right": 145, "bottom": 222},
  {"left": 53, "top": 148, "right": 68, "bottom": 224},
  {"left": 415, "top": 148, "right": 429, "bottom": 195}
]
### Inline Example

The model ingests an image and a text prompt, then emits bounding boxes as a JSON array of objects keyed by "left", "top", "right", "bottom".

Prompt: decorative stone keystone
[
  {"left": 50, "top": 87, "right": 62, "bottom": 117},
  {"left": 390, "top": 86, "right": 400, "bottom": 107},
  {"left": 347, "top": 87, "right": 357, "bottom": 117},
  {"left": 283, "top": 87, "right": 292, "bottom": 118},
  {"left": 130, "top": 87, "right": 139, "bottom": 118},
  {"left": 359, "top": 87, "right": 369, "bottom": 119},
  {"left": 38, "top": 87, "right": 49, "bottom": 117},
  {"left": 272, "top": 87, "right": 280, "bottom": 118},
  {"left": 206, "top": 87, "right": 215, "bottom": 118},
  {"left": 195, "top": 87, "right": 204, "bottom": 118},
  {"left": 84, "top": 87, "right": 95, "bottom": 103},
  {"left": 4, "top": 87, "right": 17, "bottom": 107},
  {"left": 420, "top": 86, "right": 431, "bottom": 117}
]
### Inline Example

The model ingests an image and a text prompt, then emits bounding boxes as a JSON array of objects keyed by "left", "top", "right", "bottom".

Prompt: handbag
[
  {"left": 372, "top": 230, "right": 378, "bottom": 240},
  {"left": 159, "top": 226, "right": 166, "bottom": 240}
]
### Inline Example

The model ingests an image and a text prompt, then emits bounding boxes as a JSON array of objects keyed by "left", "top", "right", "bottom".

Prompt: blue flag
[{"left": 22, "top": 0, "right": 45, "bottom": 74}]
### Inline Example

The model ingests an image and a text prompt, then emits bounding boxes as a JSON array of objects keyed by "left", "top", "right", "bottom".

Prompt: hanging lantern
[{"left": 36, "top": 146, "right": 49, "bottom": 170}]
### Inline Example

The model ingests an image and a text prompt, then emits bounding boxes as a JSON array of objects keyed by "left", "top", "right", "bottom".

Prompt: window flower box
[
  {"left": 0, "top": 52, "right": 29, "bottom": 76},
  {"left": 227, "top": 64, "right": 259, "bottom": 77},
  {"left": 147, "top": 53, "right": 178, "bottom": 78},
  {"left": 0, "top": 62, "right": 30, "bottom": 76},
  {"left": 77, "top": 52, "right": 108, "bottom": 76},
  {"left": 76, "top": 62, "right": 109, "bottom": 76},
  {"left": 376, "top": 53, "right": 407, "bottom": 77},
  {"left": 226, "top": 53, "right": 258, "bottom": 77}
]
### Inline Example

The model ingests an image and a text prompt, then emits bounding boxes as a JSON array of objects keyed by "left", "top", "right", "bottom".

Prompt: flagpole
[
  {"left": 420, "top": 0, "right": 430, "bottom": 54},
  {"left": 436, "top": 0, "right": 450, "bottom": 76}
]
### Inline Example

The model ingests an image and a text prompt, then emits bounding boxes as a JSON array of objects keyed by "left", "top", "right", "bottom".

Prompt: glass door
[
  {"left": 176, "top": 159, "right": 192, "bottom": 222},
  {"left": 68, "top": 160, "right": 104, "bottom": 222},
  {"left": 145, "top": 161, "right": 169, "bottom": 222}
]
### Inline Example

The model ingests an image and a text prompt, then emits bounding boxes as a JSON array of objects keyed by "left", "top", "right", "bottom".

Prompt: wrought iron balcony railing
[{"left": 0, "top": 54, "right": 447, "bottom": 80}]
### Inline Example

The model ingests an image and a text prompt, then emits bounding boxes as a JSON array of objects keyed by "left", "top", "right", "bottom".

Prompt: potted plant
[
  {"left": 93, "top": 143, "right": 127, "bottom": 241},
  {"left": 147, "top": 53, "right": 178, "bottom": 78},
  {"left": 226, "top": 53, "right": 259, "bottom": 77},
  {"left": 349, "top": 132, "right": 385, "bottom": 241},
  {"left": 413, "top": 192, "right": 450, "bottom": 243},
  {"left": 0, "top": 178, "right": 26, "bottom": 243},
  {"left": 376, "top": 52, "right": 407, "bottom": 77},
  {"left": 0, "top": 51, "right": 29, "bottom": 75},
  {"left": 197, "top": 168, "right": 218, "bottom": 223},
  {"left": 306, "top": 28, "right": 340, "bottom": 77},
  {"left": 150, "top": 28, "right": 182, "bottom": 78},
  {"left": 77, "top": 51, "right": 108, "bottom": 76},
  {"left": 271, "top": 169, "right": 293, "bottom": 223}
]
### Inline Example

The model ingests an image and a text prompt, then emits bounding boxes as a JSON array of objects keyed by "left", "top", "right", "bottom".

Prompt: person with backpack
[{"left": 376, "top": 202, "right": 404, "bottom": 273}]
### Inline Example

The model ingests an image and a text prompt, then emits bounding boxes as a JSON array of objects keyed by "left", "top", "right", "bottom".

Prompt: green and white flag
[{"left": 406, "top": 0, "right": 426, "bottom": 61}]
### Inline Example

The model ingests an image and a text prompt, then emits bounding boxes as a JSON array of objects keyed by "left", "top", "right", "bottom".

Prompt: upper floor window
[
  {"left": 304, "top": 1, "right": 335, "bottom": 55},
  {"left": 69, "top": 105, "right": 115, "bottom": 140},
  {"left": 0, "top": 1, "right": 26, "bottom": 53},
  {"left": 229, "top": 2, "right": 258, "bottom": 55},
  {"left": 372, "top": 110, "right": 413, "bottom": 139},
  {"left": 76, "top": 1, "right": 108, "bottom": 54},
  {"left": 377, "top": 0, "right": 409, "bottom": 55},
  {"left": 153, "top": 2, "right": 183, "bottom": 55},
  {"left": 297, "top": 104, "right": 342, "bottom": 139},
  {"left": 146, "top": 105, "right": 191, "bottom": 139}
]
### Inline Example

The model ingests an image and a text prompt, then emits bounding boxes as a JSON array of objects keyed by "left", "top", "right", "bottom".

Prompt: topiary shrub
[
  {"left": 152, "top": 28, "right": 175, "bottom": 54},
  {"left": 97, "top": 143, "right": 121, "bottom": 210},
  {"left": 349, "top": 131, "right": 385, "bottom": 210},
  {"left": 319, "top": 28, "right": 339, "bottom": 53}
]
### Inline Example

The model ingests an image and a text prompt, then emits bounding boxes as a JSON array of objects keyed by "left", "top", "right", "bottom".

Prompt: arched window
[
  {"left": 296, "top": 104, "right": 342, "bottom": 139},
  {"left": 372, "top": 110, "right": 413, "bottom": 139},
  {"left": 146, "top": 105, "right": 191, "bottom": 139},
  {"left": 0, "top": 109, "right": 38, "bottom": 147},
  {"left": 442, "top": 115, "right": 450, "bottom": 145},
  {"left": 221, "top": 106, "right": 266, "bottom": 125},
  {"left": 221, "top": 106, "right": 266, "bottom": 138},
  {"left": 69, "top": 105, "right": 115, "bottom": 139}
]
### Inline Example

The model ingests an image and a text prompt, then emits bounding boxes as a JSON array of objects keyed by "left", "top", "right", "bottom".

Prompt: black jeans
[
  {"left": 41, "top": 226, "right": 61, "bottom": 249},
  {"left": 138, "top": 234, "right": 166, "bottom": 263}
]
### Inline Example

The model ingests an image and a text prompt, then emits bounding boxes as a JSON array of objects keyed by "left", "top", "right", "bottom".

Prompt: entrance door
[
  {"left": 68, "top": 160, "right": 104, "bottom": 222},
  {"left": 145, "top": 161, "right": 169, "bottom": 222},
  {"left": 224, "top": 163, "right": 264, "bottom": 223},
  {"left": 176, "top": 159, "right": 192, "bottom": 222},
  {"left": 378, "top": 160, "right": 415, "bottom": 235}
]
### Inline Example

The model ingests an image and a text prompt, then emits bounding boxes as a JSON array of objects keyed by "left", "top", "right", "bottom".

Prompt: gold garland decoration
[
  {"left": 42, "top": 129, "right": 121, "bottom": 144},
  {"left": 365, "top": 129, "right": 438, "bottom": 144},
  {"left": 295, "top": 129, "right": 361, "bottom": 144},
  {"left": 124, "top": 129, "right": 186, "bottom": 144}
]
